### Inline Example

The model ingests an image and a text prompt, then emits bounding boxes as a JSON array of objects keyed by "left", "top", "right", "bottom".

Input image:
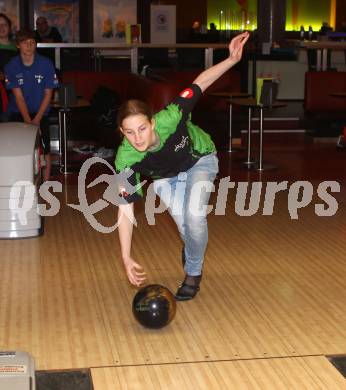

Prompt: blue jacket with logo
[{"left": 5, "top": 53, "right": 58, "bottom": 115}]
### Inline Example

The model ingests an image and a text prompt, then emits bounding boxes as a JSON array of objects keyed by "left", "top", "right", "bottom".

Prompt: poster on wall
[
  {"left": 33, "top": 0, "right": 79, "bottom": 42},
  {"left": 150, "top": 5, "right": 176, "bottom": 44},
  {"left": 0, "top": 0, "right": 19, "bottom": 33},
  {"left": 93, "top": 0, "right": 137, "bottom": 43}
]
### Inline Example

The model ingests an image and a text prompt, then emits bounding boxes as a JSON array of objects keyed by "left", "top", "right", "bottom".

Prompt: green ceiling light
[
  {"left": 207, "top": 0, "right": 331, "bottom": 32},
  {"left": 207, "top": 0, "right": 257, "bottom": 31},
  {"left": 286, "top": 0, "right": 331, "bottom": 31}
]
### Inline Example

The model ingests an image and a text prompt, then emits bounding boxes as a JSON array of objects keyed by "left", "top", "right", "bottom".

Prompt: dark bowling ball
[{"left": 132, "top": 284, "right": 176, "bottom": 329}]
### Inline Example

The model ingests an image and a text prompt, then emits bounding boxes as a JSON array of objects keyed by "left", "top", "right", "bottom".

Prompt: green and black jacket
[{"left": 115, "top": 84, "right": 216, "bottom": 203}]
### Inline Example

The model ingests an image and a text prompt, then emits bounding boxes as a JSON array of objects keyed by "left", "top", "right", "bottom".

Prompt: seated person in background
[
  {"left": 34, "top": 16, "right": 63, "bottom": 65},
  {"left": 0, "top": 13, "right": 17, "bottom": 60},
  {"left": 5, "top": 29, "right": 59, "bottom": 181},
  {"left": 319, "top": 21, "right": 333, "bottom": 36},
  {"left": 0, "top": 13, "right": 17, "bottom": 121},
  {"left": 34, "top": 16, "right": 63, "bottom": 43}
]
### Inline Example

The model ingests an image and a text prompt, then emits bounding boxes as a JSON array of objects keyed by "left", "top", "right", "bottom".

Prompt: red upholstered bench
[
  {"left": 304, "top": 71, "right": 346, "bottom": 137},
  {"left": 62, "top": 71, "right": 181, "bottom": 112},
  {"left": 60, "top": 70, "right": 240, "bottom": 148},
  {"left": 147, "top": 69, "right": 242, "bottom": 112},
  {"left": 59, "top": 71, "right": 185, "bottom": 142},
  {"left": 305, "top": 71, "right": 346, "bottom": 112},
  {"left": 62, "top": 69, "right": 241, "bottom": 114},
  {"left": 62, "top": 71, "right": 129, "bottom": 102}
]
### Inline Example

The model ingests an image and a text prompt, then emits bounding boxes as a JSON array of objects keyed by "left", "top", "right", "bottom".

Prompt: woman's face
[
  {"left": 120, "top": 114, "right": 156, "bottom": 152},
  {"left": 0, "top": 17, "right": 10, "bottom": 40}
]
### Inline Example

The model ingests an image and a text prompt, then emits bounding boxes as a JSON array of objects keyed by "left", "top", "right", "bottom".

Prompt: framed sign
[
  {"left": 33, "top": 0, "right": 79, "bottom": 42},
  {"left": 150, "top": 5, "right": 176, "bottom": 44},
  {"left": 93, "top": 0, "right": 136, "bottom": 43}
]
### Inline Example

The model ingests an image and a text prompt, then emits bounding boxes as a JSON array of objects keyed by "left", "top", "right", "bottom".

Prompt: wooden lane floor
[
  {"left": 91, "top": 356, "right": 346, "bottom": 389},
  {"left": 0, "top": 140, "right": 346, "bottom": 388}
]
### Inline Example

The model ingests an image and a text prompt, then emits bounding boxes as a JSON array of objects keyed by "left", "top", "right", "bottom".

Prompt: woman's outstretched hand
[
  {"left": 123, "top": 256, "right": 147, "bottom": 287},
  {"left": 229, "top": 31, "right": 250, "bottom": 64}
]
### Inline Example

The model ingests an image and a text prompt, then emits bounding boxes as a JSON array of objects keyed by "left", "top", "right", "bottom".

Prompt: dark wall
[
  {"left": 257, "top": 0, "right": 287, "bottom": 45},
  {"left": 139, "top": 0, "right": 208, "bottom": 42},
  {"left": 79, "top": 0, "right": 93, "bottom": 42},
  {"left": 137, "top": 0, "right": 151, "bottom": 43},
  {"left": 19, "top": 0, "right": 93, "bottom": 39},
  {"left": 150, "top": 0, "right": 207, "bottom": 29},
  {"left": 18, "top": 0, "right": 346, "bottom": 40},
  {"left": 19, "top": 0, "right": 207, "bottom": 41},
  {"left": 19, "top": 0, "right": 31, "bottom": 28},
  {"left": 335, "top": 0, "right": 346, "bottom": 31}
]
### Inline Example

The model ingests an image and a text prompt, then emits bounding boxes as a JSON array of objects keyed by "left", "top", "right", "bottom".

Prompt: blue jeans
[{"left": 153, "top": 153, "right": 219, "bottom": 276}]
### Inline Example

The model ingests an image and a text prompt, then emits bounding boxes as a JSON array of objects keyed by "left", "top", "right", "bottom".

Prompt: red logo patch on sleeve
[
  {"left": 119, "top": 186, "right": 129, "bottom": 198},
  {"left": 179, "top": 88, "right": 194, "bottom": 99}
]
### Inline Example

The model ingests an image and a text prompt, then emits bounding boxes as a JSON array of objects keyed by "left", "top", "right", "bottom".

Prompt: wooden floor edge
[{"left": 88, "top": 352, "right": 329, "bottom": 370}]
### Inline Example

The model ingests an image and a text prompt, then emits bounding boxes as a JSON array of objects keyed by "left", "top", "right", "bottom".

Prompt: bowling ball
[{"left": 132, "top": 284, "right": 176, "bottom": 329}]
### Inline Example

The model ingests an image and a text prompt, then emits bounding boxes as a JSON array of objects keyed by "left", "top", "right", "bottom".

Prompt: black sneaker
[{"left": 175, "top": 274, "right": 202, "bottom": 301}]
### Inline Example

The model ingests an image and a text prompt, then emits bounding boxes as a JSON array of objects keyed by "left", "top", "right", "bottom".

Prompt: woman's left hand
[{"left": 229, "top": 31, "right": 250, "bottom": 64}]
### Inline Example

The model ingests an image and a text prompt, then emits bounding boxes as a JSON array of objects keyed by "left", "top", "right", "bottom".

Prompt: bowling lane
[
  {"left": 91, "top": 356, "right": 346, "bottom": 389},
  {"left": 1, "top": 170, "right": 346, "bottom": 373}
]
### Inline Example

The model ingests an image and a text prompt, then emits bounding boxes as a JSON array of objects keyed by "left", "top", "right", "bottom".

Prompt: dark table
[
  {"left": 51, "top": 98, "right": 90, "bottom": 174},
  {"left": 229, "top": 98, "right": 286, "bottom": 171},
  {"left": 210, "top": 92, "right": 250, "bottom": 152}
]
